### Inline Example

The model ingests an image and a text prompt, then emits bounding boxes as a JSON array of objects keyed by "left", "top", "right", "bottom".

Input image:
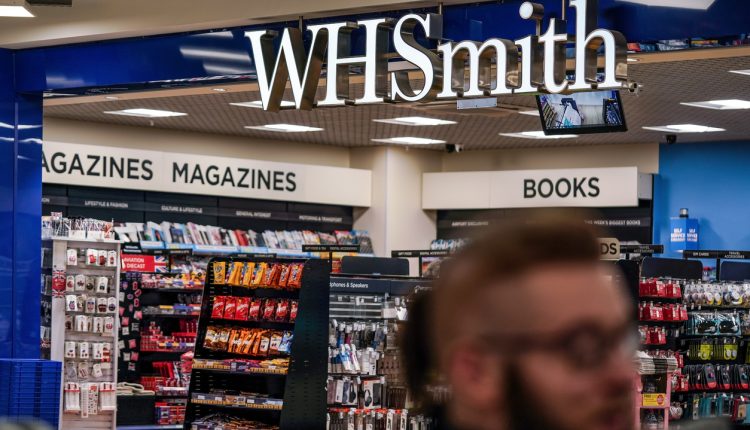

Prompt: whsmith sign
[{"left": 245, "top": 0, "right": 627, "bottom": 111}]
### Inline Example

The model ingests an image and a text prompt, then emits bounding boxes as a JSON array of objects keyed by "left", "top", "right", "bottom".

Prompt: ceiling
[
  {"left": 43, "top": 51, "right": 750, "bottom": 151},
  {"left": 0, "top": 0, "right": 456, "bottom": 49}
]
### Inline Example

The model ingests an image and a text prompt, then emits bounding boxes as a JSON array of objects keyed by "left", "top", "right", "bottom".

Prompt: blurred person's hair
[
  {"left": 402, "top": 215, "right": 604, "bottom": 408},
  {"left": 400, "top": 289, "right": 437, "bottom": 407},
  {"left": 0, "top": 420, "right": 53, "bottom": 430},
  {"left": 431, "top": 216, "right": 602, "bottom": 365}
]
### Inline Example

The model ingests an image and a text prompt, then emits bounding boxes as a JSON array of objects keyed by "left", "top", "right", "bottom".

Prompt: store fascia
[{"left": 247, "top": 0, "right": 628, "bottom": 111}]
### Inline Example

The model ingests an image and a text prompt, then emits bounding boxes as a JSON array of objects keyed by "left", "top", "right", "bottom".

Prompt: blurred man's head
[{"left": 430, "top": 218, "right": 635, "bottom": 430}]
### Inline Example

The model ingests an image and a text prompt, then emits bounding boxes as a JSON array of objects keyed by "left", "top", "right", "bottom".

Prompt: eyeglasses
[{"left": 479, "top": 322, "right": 638, "bottom": 371}]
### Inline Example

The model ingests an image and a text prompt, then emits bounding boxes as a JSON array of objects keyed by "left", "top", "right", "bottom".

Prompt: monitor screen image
[{"left": 536, "top": 90, "right": 627, "bottom": 135}]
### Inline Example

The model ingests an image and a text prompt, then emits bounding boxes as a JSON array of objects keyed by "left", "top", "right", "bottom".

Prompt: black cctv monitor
[{"left": 536, "top": 90, "right": 627, "bottom": 135}]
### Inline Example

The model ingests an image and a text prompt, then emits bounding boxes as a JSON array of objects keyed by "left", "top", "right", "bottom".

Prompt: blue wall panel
[
  {"left": 0, "top": 48, "right": 42, "bottom": 359},
  {"left": 13, "top": 91, "right": 42, "bottom": 358},
  {"left": 0, "top": 49, "right": 15, "bottom": 358},
  {"left": 653, "top": 142, "right": 750, "bottom": 259}
]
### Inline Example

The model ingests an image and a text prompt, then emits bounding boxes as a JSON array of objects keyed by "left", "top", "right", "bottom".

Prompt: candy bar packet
[
  {"left": 241, "top": 262, "right": 256, "bottom": 287},
  {"left": 212, "top": 262, "right": 227, "bottom": 285},
  {"left": 278, "top": 264, "right": 291, "bottom": 288},
  {"left": 211, "top": 296, "right": 226, "bottom": 319},
  {"left": 248, "top": 298, "right": 262, "bottom": 321},
  {"left": 262, "top": 299, "right": 277, "bottom": 321},
  {"left": 235, "top": 297, "right": 250, "bottom": 321},
  {"left": 288, "top": 263, "right": 304, "bottom": 289}
]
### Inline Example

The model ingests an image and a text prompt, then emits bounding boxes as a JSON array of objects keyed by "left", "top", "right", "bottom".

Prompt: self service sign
[{"left": 669, "top": 217, "right": 699, "bottom": 253}]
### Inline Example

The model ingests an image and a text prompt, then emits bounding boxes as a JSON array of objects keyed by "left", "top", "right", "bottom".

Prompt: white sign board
[
  {"left": 42, "top": 141, "right": 371, "bottom": 207},
  {"left": 423, "top": 167, "right": 649, "bottom": 209}
]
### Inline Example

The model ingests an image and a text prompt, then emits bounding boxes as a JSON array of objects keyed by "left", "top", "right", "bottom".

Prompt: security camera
[
  {"left": 665, "top": 134, "right": 677, "bottom": 145},
  {"left": 445, "top": 143, "right": 463, "bottom": 153},
  {"left": 626, "top": 81, "right": 641, "bottom": 94}
]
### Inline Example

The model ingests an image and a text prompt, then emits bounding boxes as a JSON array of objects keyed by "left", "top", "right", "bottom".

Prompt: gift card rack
[
  {"left": 48, "top": 238, "right": 121, "bottom": 430},
  {"left": 184, "top": 257, "right": 329, "bottom": 430}
]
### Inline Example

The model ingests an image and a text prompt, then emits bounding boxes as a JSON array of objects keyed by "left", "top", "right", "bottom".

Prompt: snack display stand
[
  {"left": 47, "top": 237, "right": 121, "bottom": 430},
  {"left": 183, "top": 257, "right": 329, "bottom": 430}
]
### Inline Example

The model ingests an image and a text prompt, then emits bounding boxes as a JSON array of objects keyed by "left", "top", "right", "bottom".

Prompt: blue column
[{"left": 0, "top": 48, "right": 43, "bottom": 359}]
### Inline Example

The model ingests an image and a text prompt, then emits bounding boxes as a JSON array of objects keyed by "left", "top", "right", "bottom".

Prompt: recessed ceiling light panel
[
  {"left": 730, "top": 70, "right": 750, "bottom": 76},
  {"left": 681, "top": 99, "right": 750, "bottom": 110},
  {"left": 371, "top": 137, "right": 446, "bottom": 145},
  {"left": 0, "top": 1, "right": 34, "bottom": 17},
  {"left": 373, "top": 116, "right": 456, "bottom": 126},
  {"left": 499, "top": 131, "right": 578, "bottom": 139},
  {"left": 642, "top": 124, "right": 725, "bottom": 133},
  {"left": 518, "top": 110, "right": 540, "bottom": 116},
  {"left": 245, "top": 123, "right": 323, "bottom": 133},
  {"left": 104, "top": 108, "right": 187, "bottom": 118},
  {"left": 616, "top": 0, "right": 715, "bottom": 10},
  {"left": 231, "top": 101, "right": 296, "bottom": 109}
]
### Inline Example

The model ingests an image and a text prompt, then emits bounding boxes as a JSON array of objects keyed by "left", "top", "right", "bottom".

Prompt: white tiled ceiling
[{"left": 44, "top": 55, "right": 750, "bottom": 150}]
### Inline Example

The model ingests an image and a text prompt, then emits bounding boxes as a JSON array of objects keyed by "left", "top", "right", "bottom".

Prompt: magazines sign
[{"left": 42, "top": 141, "right": 371, "bottom": 207}]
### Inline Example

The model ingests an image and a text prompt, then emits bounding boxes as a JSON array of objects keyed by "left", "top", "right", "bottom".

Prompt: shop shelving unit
[
  {"left": 183, "top": 257, "right": 329, "bottom": 430},
  {"left": 638, "top": 257, "right": 702, "bottom": 429},
  {"left": 48, "top": 237, "right": 121, "bottom": 430},
  {"left": 327, "top": 272, "right": 431, "bottom": 424}
]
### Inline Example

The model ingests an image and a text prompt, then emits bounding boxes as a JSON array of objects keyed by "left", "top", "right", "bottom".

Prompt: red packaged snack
[
  {"left": 287, "top": 263, "right": 304, "bottom": 289},
  {"left": 289, "top": 300, "right": 298, "bottom": 323},
  {"left": 248, "top": 298, "right": 262, "bottom": 321},
  {"left": 262, "top": 299, "right": 277, "bottom": 321},
  {"left": 235, "top": 297, "right": 250, "bottom": 321},
  {"left": 278, "top": 264, "right": 291, "bottom": 288},
  {"left": 223, "top": 297, "right": 237, "bottom": 320},
  {"left": 211, "top": 296, "right": 226, "bottom": 319},
  {"left": 262, "top": 264, "right": 280, "bottom": 287},
  {"left": 275, "top": 300, "right": 289, "bottom": 322}
]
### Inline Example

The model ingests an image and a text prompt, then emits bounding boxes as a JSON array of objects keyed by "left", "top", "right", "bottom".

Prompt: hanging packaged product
[
  {"left": 67, "top": 248, "right": 78, "bottom": 266},
  {"left": 212, "top": 261, "right": 226, "bottom": 284},
  {"left": 288, "top": 264, "right": 304, "bottom": 289},
  {"left": 242, "top": 262, "right": 256, "bottom": 287},
  {"left": 106, "top": 251, "right": 117, "bottom": 267},
  {"left": 86, "top": 249, "right": 97, "bottom": 266},
  {"left": 252, "top": 263, "right": 267, "bottom": 287}
]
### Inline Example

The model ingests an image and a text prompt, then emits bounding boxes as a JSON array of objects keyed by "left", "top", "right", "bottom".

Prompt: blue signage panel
[
  {"left": 14, "top": 0, "right": 750, "bottom": 92},
  {"left": 669, "top": 217, "right": 699, "bottom": 253}
]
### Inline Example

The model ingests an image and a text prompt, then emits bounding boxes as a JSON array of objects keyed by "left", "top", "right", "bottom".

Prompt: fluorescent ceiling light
[
  {"left": 680, "top": 99, "right": 750, "bottom": 110},
  {"left": 642, "top": 124, "right": 725, "bottom": 133},
  {"left": 627, "top": 58, "right": 640, "bottom": 63},
  {"left": 212, "top": 88, "right": 228, "bottom": 92},
  {"left": 230, "top": 101, "right": 296, "bottom": 109},
  {"left": 616, "top": 0, "right": 715, "bottom": 10},
  {"left": 499, "top": 131, "right": 578, "bottom": 139},
  {"left": 245, "top": 123, "right": 323, "bottom": 133},
  {"left": 373, "top": 116, "right": 456, "bottom": 126},
  {"left": 0, "top": 1, "right": 34, "bottom": 17},
  {"left": 104, "top": 96, "right": 120, "bottom": 101},
  {"left": 371, "top": 137, "right": 446, "bottom": 145},
  {"left": 518, "top": 110, "right": 540, "bottom": 116},
  {"left": 730, "top": 70, "right": 750, "bottom": 76},
  {"left": 104, "top": 108, "right": 187, "bottom": 118},
  {"left": 43, "top": 93, "right": 76, "bottom": 98}
]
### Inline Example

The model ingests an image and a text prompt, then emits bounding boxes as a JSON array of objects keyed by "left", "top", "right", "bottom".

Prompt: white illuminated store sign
[
  {"left": 41, "top": 141, "right": 371, "bottom": 207},
  {"left": 423, "top": 167, "right": 652, "bottom": 209},
  {"left": 245, "top": 0, "right": 628, "bottom": 111}
]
